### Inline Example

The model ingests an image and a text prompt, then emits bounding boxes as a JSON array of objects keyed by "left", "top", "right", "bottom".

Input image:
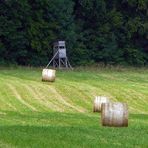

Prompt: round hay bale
[
  {"left": 42, "top": 69, "right": 56, "bottom": 82},
  {"left": 101, "top": 102, "right": 128, "bottom": 127},
  {"left": 93, "top": 96, "right": 110, "bottom": 112}
]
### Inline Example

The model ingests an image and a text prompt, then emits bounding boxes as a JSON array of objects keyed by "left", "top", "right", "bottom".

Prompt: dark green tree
[{"left": 0, "top": 0, "right": 147, "bottom": 66}]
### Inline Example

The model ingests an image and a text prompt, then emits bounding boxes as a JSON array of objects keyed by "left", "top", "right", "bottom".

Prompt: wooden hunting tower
[
  {"left": 53, "top": 41, "right": 66, "bottom": 59},
  {"left": 45, "top": 41, "right": 72, "bottom": 69}
]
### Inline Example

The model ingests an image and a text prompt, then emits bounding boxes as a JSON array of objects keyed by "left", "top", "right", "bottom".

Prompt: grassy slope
[{"left": 0, "top": 67, "right": 148, "bottom": 148}]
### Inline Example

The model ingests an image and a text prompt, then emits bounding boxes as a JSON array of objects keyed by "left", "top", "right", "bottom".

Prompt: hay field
[{"left": 0, "top": 67, "right": 148, "bottom": 147}]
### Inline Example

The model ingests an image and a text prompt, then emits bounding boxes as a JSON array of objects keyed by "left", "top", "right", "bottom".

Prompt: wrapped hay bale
[
  {"left": 101, "top": 102, "right": 128, "bottom": 127},
  {"left": 42, "top": 69, "right": 56, "bottom": 82},
  {"left": 93, "top": 96, "right": 110, "bottom": 112}
]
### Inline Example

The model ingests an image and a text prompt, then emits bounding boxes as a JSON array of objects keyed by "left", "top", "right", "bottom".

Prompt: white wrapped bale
[
  {"left": 93, "top": 96, "right": 110, "bottom": 112},
  {"left": 42, "top": 69, "right": 56, "bottom": 82},
  {"left": 101, "top": 102, "right": 128, "bottom": 127}
]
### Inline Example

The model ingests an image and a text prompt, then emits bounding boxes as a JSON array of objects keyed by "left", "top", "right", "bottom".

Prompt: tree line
[{"left": 0, "top": 0, "right": 148, "bottom": 66}]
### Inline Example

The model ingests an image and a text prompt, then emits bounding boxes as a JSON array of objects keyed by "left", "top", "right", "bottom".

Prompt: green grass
[{"left": 0, "top": 67, "right": 148, "bottom": 148}]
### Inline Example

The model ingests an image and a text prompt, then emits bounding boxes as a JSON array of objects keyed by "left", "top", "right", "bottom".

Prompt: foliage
[{"left": 0, "top": 0, "right": 147, "bottom": 66}]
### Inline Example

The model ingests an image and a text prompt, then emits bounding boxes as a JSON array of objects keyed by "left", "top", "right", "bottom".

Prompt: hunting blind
[{"left": 46, "top": 41, "right": 72, "bottom": 69}]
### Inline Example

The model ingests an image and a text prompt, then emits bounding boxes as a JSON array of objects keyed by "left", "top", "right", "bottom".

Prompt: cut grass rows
[
  {"left": 0, "top": 67, "right": 148, "bottom": 147},
  {"left": 0, "top": 67, "right": 148, "bottom": 113}
]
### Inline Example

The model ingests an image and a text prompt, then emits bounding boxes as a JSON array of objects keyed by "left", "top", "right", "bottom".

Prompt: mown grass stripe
[{"left": 7, "top": 84, "right": 37, "bottom": 112}]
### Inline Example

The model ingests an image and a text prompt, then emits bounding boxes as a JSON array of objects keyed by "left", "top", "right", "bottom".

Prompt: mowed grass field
[{"left": 0, "top": 66, "right": 148, "bottom": 148}]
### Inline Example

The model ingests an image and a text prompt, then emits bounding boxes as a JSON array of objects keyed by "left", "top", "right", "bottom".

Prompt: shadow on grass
[{"left": 0, "top": 111, "right": 148, "bottom": 148}]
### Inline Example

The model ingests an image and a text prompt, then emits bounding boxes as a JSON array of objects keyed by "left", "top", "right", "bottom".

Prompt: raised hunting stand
[{"left": 45, "top": 41, "right": 73, "bottom": 69}]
